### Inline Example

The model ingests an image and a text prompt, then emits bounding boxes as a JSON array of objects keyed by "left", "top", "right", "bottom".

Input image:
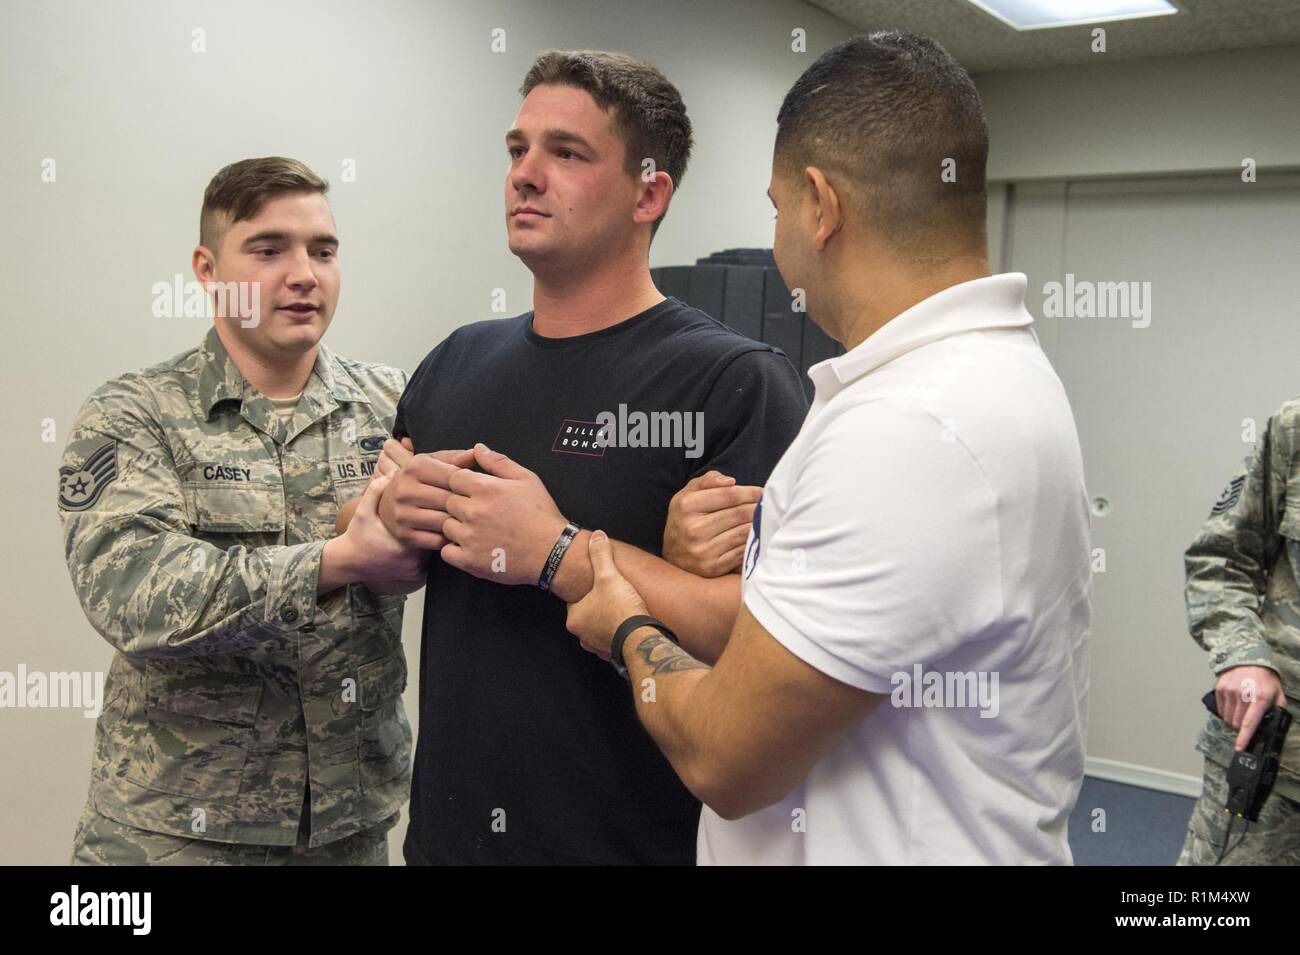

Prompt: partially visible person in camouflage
[
  {"left": 58, "top": 157, "right": 453, "bottom": 865},
  {"left": 1179, "top": 400, "right": 1300, "bottom": 865}
]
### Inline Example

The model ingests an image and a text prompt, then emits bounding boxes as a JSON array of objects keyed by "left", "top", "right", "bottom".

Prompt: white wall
[
  {"left": 978, "top": 44, "right": 1300, "bottom": 182},
  {"left": 0, "top": 0, "right": 858, "bottom": 864}
]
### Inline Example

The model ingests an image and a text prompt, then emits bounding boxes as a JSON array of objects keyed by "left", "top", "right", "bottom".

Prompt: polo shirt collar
[{"left": 810, "top": 273, "right": 1033, "bottom": 397}]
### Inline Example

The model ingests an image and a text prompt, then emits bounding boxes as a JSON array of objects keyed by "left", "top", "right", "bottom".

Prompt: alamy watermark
[
  {"left": 50, "top": 885, "right": 151, "bottom": 934},
  {"left": 1, "top": 666, "right": 105, "bottom": 718},
  {"left": 1042, "top": 274, "right": 1151, "bottom": 329},
  {"left": 593, "top": 404, "right": 705, "bottom": 459},
  {"left": 151, "top": 274, "right": 260, "bottom": 327},
  {"left": 890, "top": 664, "right": 1000, "bottom": 719}
]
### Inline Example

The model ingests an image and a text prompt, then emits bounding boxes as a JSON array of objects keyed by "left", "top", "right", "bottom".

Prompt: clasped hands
[
  {"left": 345, "top": 438, "right": 762, "bottom": 653},
  {"left": 377, "top": 440, "right": 569, "bottom": 586}
]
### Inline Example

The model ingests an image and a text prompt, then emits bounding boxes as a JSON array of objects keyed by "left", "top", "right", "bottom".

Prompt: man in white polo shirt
[{"left": 562, "top": 31, "right": 1091, "bottom": 864}]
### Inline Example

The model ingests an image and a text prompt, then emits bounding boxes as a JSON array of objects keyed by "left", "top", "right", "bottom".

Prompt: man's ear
[
  {"left": 803, "top": 166, "right": 844, "bottom": 251},
  {"left": 633, "top": 169, "right": 674, "bottom": 228},
  {"left": 192, "top": 245, "right": 217, "bottom": 285}
]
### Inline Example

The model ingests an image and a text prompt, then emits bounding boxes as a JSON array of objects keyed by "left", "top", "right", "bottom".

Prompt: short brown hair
[
  {"left": 775, "top": 32, "right": 988, "bottom": 260},
  {"left": 519, "top": 50, "right": 693, "bottom": 237},
  {"left": 199, "top": 157, "right": 329, "bottom": 251}
]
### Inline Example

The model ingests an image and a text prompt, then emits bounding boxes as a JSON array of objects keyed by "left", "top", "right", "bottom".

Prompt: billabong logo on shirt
[{"left": 553, "top": 420, "right": 607, "bottom": 457}]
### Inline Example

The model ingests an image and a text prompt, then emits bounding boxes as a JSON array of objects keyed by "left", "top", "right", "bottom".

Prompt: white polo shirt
[{"left": 698, "top": 272, "right": 1091, "bottom": 865}]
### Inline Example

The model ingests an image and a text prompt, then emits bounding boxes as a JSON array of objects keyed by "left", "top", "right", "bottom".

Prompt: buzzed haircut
[
  {"left": 200, "top": 156, "right": 329, "bottom": 252},
  {"left": 775, "top": 31, "right": 989, "bottom": 258},
  {"left": 520, "top": 50, "right": 693, "bottom": 237}
]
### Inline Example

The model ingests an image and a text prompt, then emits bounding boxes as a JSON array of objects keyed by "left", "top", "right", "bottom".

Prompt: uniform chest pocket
[
  {"left": 1276, "top": 497, "right": 1300, "bottom": 586},
  {"left": 1280, "top": 494, "right": 1300, "bottom": 542},
  {"left": 185, "top": 482, "right": 285, "bottom": 535}
]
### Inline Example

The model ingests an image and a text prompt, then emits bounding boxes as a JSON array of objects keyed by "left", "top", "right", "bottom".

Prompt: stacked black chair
[{"left": 651, "top": 248, "right": 842, "bottom": 400}]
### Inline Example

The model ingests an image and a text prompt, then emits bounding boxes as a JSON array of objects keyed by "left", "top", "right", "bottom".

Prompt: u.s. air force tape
[{"left": 59, "top": 440, "right": 118, "bottom": 511}]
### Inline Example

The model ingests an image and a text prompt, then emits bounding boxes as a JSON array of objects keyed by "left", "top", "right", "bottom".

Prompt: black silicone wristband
[{"left": 538, "top": 521, "right": 581, "bottom": 592}]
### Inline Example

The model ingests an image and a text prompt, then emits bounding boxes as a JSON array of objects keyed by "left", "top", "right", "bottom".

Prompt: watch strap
[{"left": 610, "top": 614, "right": 679, "bottom": 680}]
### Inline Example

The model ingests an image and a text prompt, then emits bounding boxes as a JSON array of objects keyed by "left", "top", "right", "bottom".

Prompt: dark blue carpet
[{"left": 1068, "top": 776, "right": 1197, "bottom": 865}]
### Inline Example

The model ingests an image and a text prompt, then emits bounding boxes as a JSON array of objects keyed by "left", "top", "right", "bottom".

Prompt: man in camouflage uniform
[
  {"left": 1179, "top": 401, "right": 1300, "bottom": 864},
  {"left": 60, "top": 157, "right": 441, "bottom": 864}
]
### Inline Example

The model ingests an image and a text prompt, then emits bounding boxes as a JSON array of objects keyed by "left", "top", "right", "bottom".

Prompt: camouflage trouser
[
  {"left": 70, "top": 798, "right": 397, "bottom": 866},
  {"left": 1177, "top": 757, "right": 1300, "bottom": 865}
]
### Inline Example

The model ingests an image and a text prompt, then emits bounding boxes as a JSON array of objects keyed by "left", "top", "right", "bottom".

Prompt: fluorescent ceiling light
[{"left": 965, "top": 0, "right": 1178, "bottom": 31}]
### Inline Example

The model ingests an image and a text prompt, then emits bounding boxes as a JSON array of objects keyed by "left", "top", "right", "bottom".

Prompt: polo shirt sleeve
[{"left": 742, "top": 397, "right": 1004, "bottom": 694}]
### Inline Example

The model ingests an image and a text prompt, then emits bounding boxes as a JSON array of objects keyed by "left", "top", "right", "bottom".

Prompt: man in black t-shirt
[{"left": 366, "top": 51, "right": 807, "bottom": 864}]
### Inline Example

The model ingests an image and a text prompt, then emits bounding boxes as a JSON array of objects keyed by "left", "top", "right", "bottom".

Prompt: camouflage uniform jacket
[
  {"left": 1185, "top": 400, "right": 1300, "bottom": 799},
  {"left": 57, "top": 325, "right": 411, "bottom": 846}
]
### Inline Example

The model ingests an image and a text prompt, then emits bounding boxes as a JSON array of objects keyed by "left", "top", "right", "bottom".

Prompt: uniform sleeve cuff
[
  {"left": 266, "top": 540, "right": 326, "bottom": 630},
  {"left": 1209, "top": 635, "right": 1278, "bottom": 676}
]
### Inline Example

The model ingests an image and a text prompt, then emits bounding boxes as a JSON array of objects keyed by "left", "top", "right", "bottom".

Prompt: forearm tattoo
[{"left": 634, "top": 633, "right": 710, "bottom": 675}]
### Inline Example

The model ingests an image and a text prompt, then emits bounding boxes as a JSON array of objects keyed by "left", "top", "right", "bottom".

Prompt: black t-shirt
[{"left": 393, "top": 296, "right": 808, "bottom": 864}]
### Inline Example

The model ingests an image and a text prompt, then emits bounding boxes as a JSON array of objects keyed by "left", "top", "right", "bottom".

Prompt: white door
[{"left": 1003, "top": 172, "right": 1300, "bottom": 788}]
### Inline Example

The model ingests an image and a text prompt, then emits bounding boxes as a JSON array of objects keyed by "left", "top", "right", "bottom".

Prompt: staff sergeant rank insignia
[
  {"left": 1210, "top": 474, "right": 1246, "bottom": 515},
  {"left": 59, "top": 440, "right": 118, "bottom": 511}
]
